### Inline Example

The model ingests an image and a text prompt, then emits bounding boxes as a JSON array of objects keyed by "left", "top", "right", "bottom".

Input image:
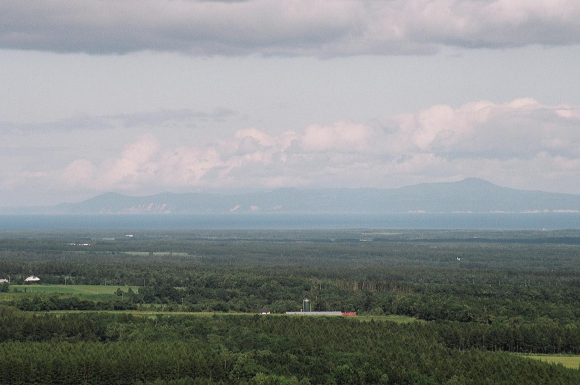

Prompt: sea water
[{"left": 0, "top": 213, "right": 579, "bottom": 230}]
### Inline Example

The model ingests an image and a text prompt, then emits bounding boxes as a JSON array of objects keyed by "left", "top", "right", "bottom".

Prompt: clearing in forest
[
  {"left": 519, "top": 354, "right": 580, "bottom": 369},
  {"left": 9, "top": 285, "right": 139, "bottom": 295}
]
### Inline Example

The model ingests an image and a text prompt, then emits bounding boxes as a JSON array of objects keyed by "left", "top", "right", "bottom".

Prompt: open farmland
[
  {"left": 9, "top": 285, "right": 139, "bottom": 295},
  {"left": 521, "top": 354, "right": 580, "bottom": 369},
  {"left": 122, "top": 251, "right": 190, "bottom": 257}
]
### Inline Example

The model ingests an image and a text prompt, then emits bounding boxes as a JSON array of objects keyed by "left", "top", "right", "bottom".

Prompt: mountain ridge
[{"left": 3, "top": 178, "right": 580, "bottom": 215}]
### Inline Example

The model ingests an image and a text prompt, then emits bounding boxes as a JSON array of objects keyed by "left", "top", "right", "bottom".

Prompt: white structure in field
[
  {"left": 25, "top": 275, "right": 40, "bottom": 282},
  {"left": 286, "top": 311, "right": 344, "bottom": 316},
  {"left": 0, "top": 279, "right": 8, "bottom": 283}
]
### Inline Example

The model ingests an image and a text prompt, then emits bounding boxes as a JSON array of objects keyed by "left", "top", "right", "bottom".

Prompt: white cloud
[
  {"left": 1, "top": 0, "right": 580, "bottom": 56},
  {"left": 301, "top": 122, "right": 371, "bottom": 152},
  {"left": 61, "top": 159, "right": 96, "bottom": 188},
  {"left": 101, "top": 133, "right": 159, "bottom": 188},
  {"left": 3, "top": 98, "right": 580, "bottom": 205}
]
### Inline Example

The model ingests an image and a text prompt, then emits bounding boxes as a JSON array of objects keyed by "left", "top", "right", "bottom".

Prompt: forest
[{"left": 1, "top": 229, "right": 580, "bottom": 384}]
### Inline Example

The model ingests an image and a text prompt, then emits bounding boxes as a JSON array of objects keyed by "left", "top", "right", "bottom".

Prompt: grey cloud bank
[{"left": 1, "top": 0, "right": 580, "bottom": 56}]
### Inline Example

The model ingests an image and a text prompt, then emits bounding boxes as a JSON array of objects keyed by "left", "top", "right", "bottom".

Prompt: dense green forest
[
  {"left": 2, "top": 308, "right": 580, "bottom": 385},
  {"left": 1, "top": 229, "right": 580, "bottom": 383}
]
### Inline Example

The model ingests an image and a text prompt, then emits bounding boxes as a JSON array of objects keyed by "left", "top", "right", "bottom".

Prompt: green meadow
[
  {"left": 0, "top": 285, "right": 141, "bottom": 306},
  {"left": 9, "top": 285, "right": 140, "bottom": 295},
  {"left": 520, "top": 354, "right": 580, "bottom": 369},
  {"left": 122, "top": 251, "right": 190, "bottom": 257},
  {"left": 356, "top": 314, "right": 423, "bottom": 323}
]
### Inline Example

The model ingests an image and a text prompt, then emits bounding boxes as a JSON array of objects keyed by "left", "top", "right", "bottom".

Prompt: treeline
[
  {"left": 7, "top": 295, "right": 136, "bottom": 312},
  {"left": 5, "top": 262, "right": 580, "bottom": 326},
  {"left": 8, "top": 271, "right": 580, "bottom": 327},
  {"left": 0, "top": 307, "right": 579, "bottom": 384},
  {"left": 1, "top": 305, "right": 580, "bottom": 355},
  {"left": 3, "top": 230, "right": 580, "bottom": 271}
]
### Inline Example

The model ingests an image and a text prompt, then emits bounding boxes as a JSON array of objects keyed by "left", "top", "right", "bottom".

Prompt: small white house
[
  {"left": 0, "top": 278, "right": 8, "bottom": 284},
  {"left": 25, "top": 275, "right": 40, "bottom": 282}
]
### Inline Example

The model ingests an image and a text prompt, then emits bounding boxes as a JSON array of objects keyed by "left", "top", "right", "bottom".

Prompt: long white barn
[{"left": 285, "top": 311, "right": 343, "bottom": 316}]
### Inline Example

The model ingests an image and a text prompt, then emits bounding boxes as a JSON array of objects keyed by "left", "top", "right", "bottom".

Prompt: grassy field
[
  {"left": 47, "top": 310, "right": 250, "bottom": 318},
  {"left": 122, "top": 251, "right": 190, "bottom": 257},
  {"left": 44, "top": 309, "right": 421, "bottom": 324},
  {"left": 356, "top": 314, "right": 423, "bottom": 323},
  {"left": 8, "top": 285, "right": 140, "bottom": 295},
  {"left": 519, "top": 354, "right": 580, "bottom": 369},
  {"left": 2, "top": 284, "right": 419, "bottom": 324}
]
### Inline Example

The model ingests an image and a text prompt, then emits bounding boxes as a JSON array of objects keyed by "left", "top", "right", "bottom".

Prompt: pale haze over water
[{"left": 1, "top": 214, "right": 579, "bottom": 231}]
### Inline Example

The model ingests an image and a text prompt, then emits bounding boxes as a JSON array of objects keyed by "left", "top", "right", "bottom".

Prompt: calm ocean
[{"left": 0, "top": 214, "right": 579, "bottom": 230}]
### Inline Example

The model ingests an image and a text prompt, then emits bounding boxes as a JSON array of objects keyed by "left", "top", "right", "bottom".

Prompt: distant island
[{"left": 3, "top": 178, "right": 580, "bottom": 215}]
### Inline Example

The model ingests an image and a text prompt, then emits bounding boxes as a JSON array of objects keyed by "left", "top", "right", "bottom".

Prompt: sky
[{"left": 1, "top": 0, "right": 580, "bottom": 206}]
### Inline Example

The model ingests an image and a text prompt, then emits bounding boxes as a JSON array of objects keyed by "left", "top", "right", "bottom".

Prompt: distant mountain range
[{"left": 4, "top": 178, "right": 580, "bottom": 215}]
